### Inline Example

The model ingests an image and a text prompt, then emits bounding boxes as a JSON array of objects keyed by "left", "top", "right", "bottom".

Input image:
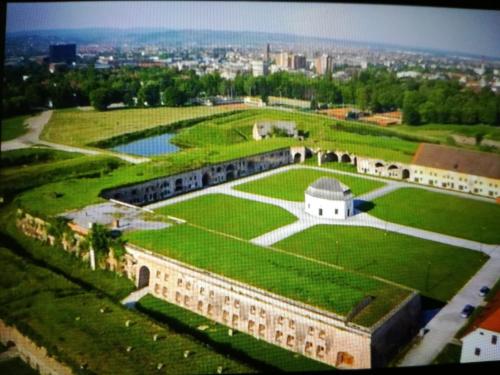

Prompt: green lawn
[
  {"left": 170, "top": 111, "right": 256, "bottom": 147},
  {"left": 0, "top": 248, "right": 253, "bottom": 374},
  {"left": 137, "top": 295, "right": 333, "bottom": 372},
  {"left": 1, "top": 115, "right": 29, "bottom": 141},
  {"left": 41, "top": 106, "right": 248, "bottom": 147},
  {"left": 234, "top": 168, "right": 385, "bottom": 201},
  {"left": 0, "top": 358, "right": 38, "bottom": 375},
  {"left": 274, "top": 225, "right": 488, "bottom": 302},
  {"left": 155, "top": 193, "right": 297, "bottom": 239},
  {"left": 369, "top": 188, "right": 500, "bottom": 244},
  {"left": 125, "top": 224, "right": 410, "bottom": 328},
  {"left": 432, "top": 343, "right": 462, "bottom": 365}
]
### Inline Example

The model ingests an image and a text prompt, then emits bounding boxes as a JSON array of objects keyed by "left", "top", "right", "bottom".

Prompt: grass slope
[
  {"left": 155, "top": 193, "right": 297, "bottom": 239},
  {"left": 370, "top": 188, "right": 500, "bottom": 244},
  {"left": 275, "top": 225, "right": 488, "bottom": 302},
  {"left": 0, "top": 248, "right": 252, "bottom": 374},
  {"left": 0, "top": 154, "right": 123, "bottom": 200},
  {"left": 137, "top": 295, "right": 333, "bottom": 372},
  {"left": 1, "top": 115, "right": 29, "bottom": 141},
  {"left": 41, "top": 106, "right": 247, "bottom": 146},
  {"left": 125, "top": 224, "right": 410, "bottom": 327},
  {"left": 0, "top": 148, "right": 82, "bottom": 168},
  {"left": 234, "top": 168, "right": 385, "bottom": 201}
]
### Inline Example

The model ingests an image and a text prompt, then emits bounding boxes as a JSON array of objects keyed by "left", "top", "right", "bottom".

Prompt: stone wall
[
  {"left": 125, "top": 244, "right": 420, "bottom": 369},
  {"left": 16, "top": 210, "right": 126, "bottom": 274},
  {"left": 0, "top": 320, "right": 73, "bottom": 375},
  {"left": 370, "top": 293, "right": 421, "bottom": 368},
  {"left": 101, "top": 148, "right": 292, "bottom": 206}
]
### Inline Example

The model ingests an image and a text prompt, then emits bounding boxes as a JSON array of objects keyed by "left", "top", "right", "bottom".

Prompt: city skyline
[{"left": 6, "top": 2, "right": 500, "bottom": 58}]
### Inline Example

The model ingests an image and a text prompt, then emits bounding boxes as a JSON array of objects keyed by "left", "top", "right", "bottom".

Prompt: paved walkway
[
  {"left": 121, "top": 287, "right": 149, "bottom": 308},
  {"left": 1, "top": 110, "right": 149, "bottom": 164}
]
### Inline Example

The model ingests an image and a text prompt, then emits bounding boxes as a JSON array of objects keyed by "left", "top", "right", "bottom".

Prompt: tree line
[{"left": 3, "top": 62, "right": 500, "bottom": 125}]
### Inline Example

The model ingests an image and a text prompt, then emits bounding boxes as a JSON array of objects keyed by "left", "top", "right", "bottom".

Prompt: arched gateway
[{"left": 138, "top": 266, "right": 150, "bottom": 288}]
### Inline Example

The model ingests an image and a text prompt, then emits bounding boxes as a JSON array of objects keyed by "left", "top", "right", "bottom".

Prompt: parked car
[
  {"left": 461, "top": 304, "right": 475, "bottom": 318},
  {"left": 479, "top": 286, "right": 490, "bottom": 297}
]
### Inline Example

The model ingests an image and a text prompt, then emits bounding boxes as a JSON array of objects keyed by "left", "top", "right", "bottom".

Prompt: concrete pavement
[{"left": 121, "top": 287, "right": 150, "bottom": 309}]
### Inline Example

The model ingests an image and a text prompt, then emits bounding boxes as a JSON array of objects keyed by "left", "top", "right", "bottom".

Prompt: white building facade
[
  {"left": 460, "top": 318, "right": 500, "bottom": 363},
  {"left": 305, "top": 178, "right": 354, "bottom": 220}
]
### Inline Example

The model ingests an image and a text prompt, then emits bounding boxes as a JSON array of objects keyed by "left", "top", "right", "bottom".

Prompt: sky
[{"left": 6, "top": 2, "right": 500, "bottom": 57}]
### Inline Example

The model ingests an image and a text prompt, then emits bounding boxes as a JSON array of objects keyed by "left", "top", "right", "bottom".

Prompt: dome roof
[{"left": 305, "top": 177, "right": 353, "bottom": 201}]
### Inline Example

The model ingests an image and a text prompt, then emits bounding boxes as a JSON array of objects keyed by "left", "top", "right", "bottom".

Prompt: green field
[
  {"left": 234, "top": 168, "right": 385, "bottom": 201},
  {"left": 0, "top": 148, "right": 82, "bottom": 167},
  {"left": 0, "top": 248, "right": 253, "bottom": 374},
  {"left": 125, "top": 224, "right": 410, "bottom": 327},
  {"left": 41, "top": 106, "right": 247, "bottom": 147},
  {"left": 1, "top": 115, "right": 29, "bottom": 142},
  {"left": 170, "top": 109, "right": 420, "bottom": 162},
  {"left": 393, "top": 123, "right": 500, "bottom": 143},
  {"left": 369, "top": 188, "right": 500, "bottom": 244},
  {"left": 137, "top": 295, "right": 333, "bottom": 372},
  {"left": 155, "top": 193, "right": 297, "bottom": 239},
  {"left": 170, "top": 110, "right": 257, "bottom": 147},
  {"left": 275, "top": 225, "right": 488, "bottom": 302}
]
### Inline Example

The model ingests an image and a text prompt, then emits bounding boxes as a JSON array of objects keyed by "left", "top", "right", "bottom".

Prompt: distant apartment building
[
  {"left": 49, "top": 43, "right": 76, "bottom": 64},
  {"left": 315, "top": 54, "right": 333, "bottom": 75},
  {"left": 251, "top": 60, "right": 269, "bottom": 77},
  {"left": 293, "top": 54, "right": 307, "bottom": 70},
  {"left": 275, "top": 52, "right": 290, "bottom": 69}
]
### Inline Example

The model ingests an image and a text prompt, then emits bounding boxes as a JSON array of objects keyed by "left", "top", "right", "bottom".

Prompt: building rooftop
[
  {"left": 412, "top": 143, "right": 500, "bottom": 180},
  {"left": 480, "top": 307, "right": 500, "bottom": 333},
  {"left": 254, "top": 121, "right": 297, "bottom": 137},
  {"left": 305, "top": 177, "right": 354, "bottom": 201}
]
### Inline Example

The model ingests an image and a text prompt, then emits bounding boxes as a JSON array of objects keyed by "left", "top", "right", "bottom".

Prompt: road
[{"left": 1, "top": 110, "right": 149, "bottom": 164}]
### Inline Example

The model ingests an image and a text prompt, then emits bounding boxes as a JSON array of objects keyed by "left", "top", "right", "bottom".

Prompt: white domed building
[{"left": 305, "top": 177, "right": 354, "bottom": 219}]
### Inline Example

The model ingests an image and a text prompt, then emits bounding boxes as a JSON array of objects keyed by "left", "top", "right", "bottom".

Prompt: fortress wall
[
  {"left": 0, "top": 320, "right": 73, "bottom": 375},
  {"left": 126, "top": 245, "right": 388, "bottom": 369},
  {"left": 102, "top": 148, "right": 292, "bottom": 206}
]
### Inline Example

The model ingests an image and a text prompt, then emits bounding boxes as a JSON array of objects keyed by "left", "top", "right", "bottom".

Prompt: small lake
[{"left": 111, "top": 133, "right": 180, "bottom": 156}]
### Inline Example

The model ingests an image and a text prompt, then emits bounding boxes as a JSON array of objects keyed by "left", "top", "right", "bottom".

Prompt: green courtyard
[
  {"left": 234, "top": 167, "right": 385, "bottom": 201},
  {"left": 154, "top": 193, "right": 297, "bottom": 239},
  {"left": 125, "top": 224, "right": 411, "bottom": 328},
  {"left": 368, "top": 188, "right": 500, "bottom": 244},
  {"left": 274, "top": 225, "right": 488, "bottom": 302}
]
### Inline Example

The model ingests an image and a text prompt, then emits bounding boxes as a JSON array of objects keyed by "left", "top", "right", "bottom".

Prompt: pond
[{"left": 111, "top": 133, "right": 180, "bottom": 156}]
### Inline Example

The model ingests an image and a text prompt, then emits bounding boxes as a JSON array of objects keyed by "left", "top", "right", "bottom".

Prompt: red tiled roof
[
  {"left": 412, "top": 143, "right": 500, "bottom": 179},
  {"left": 480, "top": 307, "right": 500, "bottom": 333}
]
